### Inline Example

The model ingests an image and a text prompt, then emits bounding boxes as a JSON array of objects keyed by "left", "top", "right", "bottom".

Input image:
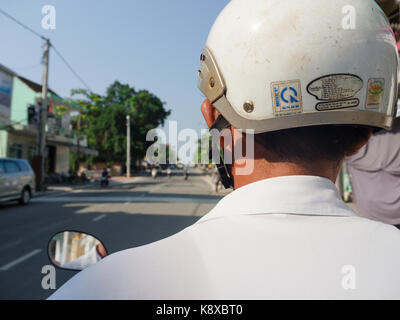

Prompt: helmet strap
[{"left": 209, "top": 114, "right": 234, "bottom": 189}]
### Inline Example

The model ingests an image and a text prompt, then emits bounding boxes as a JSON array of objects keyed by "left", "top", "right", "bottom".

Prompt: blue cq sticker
[
  {"left": 271, "top": 80, "right": 303, "bottom": 116},
  {"left": 281, "top": 87, "right": 299, "bottom": 104}
]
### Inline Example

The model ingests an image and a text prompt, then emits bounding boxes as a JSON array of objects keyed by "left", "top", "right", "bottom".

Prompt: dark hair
[{"left": 255, "top": 125, "right": 371, "bottom": 164}]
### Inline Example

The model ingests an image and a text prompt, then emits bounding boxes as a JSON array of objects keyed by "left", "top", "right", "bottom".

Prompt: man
[
  {"left": 211, "top": 167, "right": 221, "bottom": 193},
  {"left": 345, "top": 0, "right": 400, "bottom": 227},
  {"left": 50, "top": 0, "right": 400, "bottom": 299}
]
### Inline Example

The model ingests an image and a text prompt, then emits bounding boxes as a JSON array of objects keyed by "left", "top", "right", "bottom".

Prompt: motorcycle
[{"left": 100, "top": 175, "right": 109, "bottom": 187}]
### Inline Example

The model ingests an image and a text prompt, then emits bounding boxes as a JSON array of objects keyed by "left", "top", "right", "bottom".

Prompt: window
[
  {"left": 0, "top": 161, "right": 5, "bottom": 174},
  {"left": 4, "top": 161, "right": 21, "bottom": 173},
  {"left": 9, "top": 144, "right": 23, "bottom": 159},
  {"left": 27, "top": 145, "right": 37, "bottom": 163},
  {"left": 18, "top": 161, "right": 30, "bottom": 172}
]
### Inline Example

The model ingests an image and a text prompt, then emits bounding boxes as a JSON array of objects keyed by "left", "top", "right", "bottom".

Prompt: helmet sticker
[
  {"left": 365, "top": 78, "right": 385, "bottom": 110},
  {"left": 270, "top": 80, "right": 303, "bottom": 117},
  {"left": 307, "top": 74, "right": 363, "bottom": 101},
  {"left": 316, "top": 98, "right": 360, "bottom": 111}
]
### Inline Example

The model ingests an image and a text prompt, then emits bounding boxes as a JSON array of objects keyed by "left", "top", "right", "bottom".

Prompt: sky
[{"left": 0, "top": 0, "right": 231, "bottom": 142}]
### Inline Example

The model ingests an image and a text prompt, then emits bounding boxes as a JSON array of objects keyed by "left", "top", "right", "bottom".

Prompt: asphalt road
[{"left": 0, "top": 170, "right": 224, "bottom": 300}]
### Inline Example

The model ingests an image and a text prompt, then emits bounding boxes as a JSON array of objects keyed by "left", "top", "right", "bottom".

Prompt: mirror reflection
[{"left": 48, "top": 231, "right": 107, "bottom": 271}]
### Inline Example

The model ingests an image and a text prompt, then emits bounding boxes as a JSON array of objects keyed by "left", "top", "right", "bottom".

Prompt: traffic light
[{"left": 28, "top": 104, "right": 39, "bottom": 125}]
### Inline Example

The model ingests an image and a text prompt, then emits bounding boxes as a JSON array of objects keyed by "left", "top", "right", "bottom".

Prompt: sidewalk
[
  {"left": 34, "top": 183, "right": 95, "bottom": 198},
  {"left": 34, "top": 176, "right": 145, "bottom": 198}
]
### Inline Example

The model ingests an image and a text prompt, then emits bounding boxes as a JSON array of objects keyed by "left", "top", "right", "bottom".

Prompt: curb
[
  {"left": 33, "top": 183, "right": 93, "bottom": 198},
  {"left": 32, "top": 176, "right": 145, "bottom": 198}
]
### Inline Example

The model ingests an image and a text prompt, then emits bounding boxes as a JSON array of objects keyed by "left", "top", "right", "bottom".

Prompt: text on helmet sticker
[
  {"left": 365, "top": 78, "right": 385, "bottom": 110},
  {"left": 270, "top": 80, "right": 303, "bottom": 117},
  {"left": 307, "top": 74, "right": 363, "bottom": 101},
  {"left": 316, "top": 98, "right": 360, "bottom": 111}
]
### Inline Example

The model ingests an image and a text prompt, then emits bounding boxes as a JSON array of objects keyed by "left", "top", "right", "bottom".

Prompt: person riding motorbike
[
  {"left": 100, "top": 168, "right": 109, "bottom": 187},
  {"left": 50, "top": 0, "right": 400, "bottom": 299}
]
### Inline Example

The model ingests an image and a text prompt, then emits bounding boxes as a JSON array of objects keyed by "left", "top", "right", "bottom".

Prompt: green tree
[
  {"left": 194, "top": 133, "right": 213, "bottom": 165},
  {"left": 70, "top": 81, "right": 171, "bottom": 166}
]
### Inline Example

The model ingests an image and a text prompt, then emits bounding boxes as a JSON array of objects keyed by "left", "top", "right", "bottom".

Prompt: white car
[{"left": 0, "top": 158, "right": 35, "bottom": 204}]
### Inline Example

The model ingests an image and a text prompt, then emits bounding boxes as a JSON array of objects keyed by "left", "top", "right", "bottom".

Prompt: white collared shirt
[{"left": 50, "top": 176, "right": 400, "bottom": 300}]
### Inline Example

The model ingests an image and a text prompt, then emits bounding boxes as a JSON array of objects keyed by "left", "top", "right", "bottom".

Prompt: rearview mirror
[{"left": 48, "top": 231, "right": 107, "bottom": 271}]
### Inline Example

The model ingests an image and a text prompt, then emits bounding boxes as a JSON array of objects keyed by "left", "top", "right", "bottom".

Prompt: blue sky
[{"left": 0, "top": 0, "right": 230, "bottom": 135}]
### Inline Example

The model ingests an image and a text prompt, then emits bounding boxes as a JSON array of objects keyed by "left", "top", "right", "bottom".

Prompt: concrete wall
[
  {"left": 87, "top": 162, "right": 122, "bottom": 176},
  {"left": 7, "top": 133, "right": 36, "bottom": 160},
  {"left": 55, "top": 145, "right": 70, "bottom": 173},
  {"left": 0, "top": 131, "right": 8, "bottom": 157},
  {"left": 8, "top": 133, "right": 71, "bottom": 173}
]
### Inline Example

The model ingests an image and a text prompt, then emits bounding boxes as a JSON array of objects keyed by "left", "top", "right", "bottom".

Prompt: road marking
[
  {"left": 0, "top": 249, "right": 42, "bottom": 271},
  {"left": 93, "top": 214, "right": 106, "bottom": 222},
  {"left": 32, "top": 196, "right": 220, "bottom": 204}
]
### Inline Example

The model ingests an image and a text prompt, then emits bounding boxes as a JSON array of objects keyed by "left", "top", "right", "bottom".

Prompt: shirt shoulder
[{"left": 48, "top": 227, "right": 210, "bottom": 300}]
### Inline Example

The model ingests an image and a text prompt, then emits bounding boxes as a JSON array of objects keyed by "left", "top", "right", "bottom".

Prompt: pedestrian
[
  {"left": 50, "top": 0, "right": 400, "bottom": 299},
  {"left": 211, "top": 168, "right": 221, "bottom": 193}
]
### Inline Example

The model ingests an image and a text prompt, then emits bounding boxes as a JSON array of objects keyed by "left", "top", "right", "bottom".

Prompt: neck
[{"left": 232, "top": 157, "right": 342, "bottom": 189}]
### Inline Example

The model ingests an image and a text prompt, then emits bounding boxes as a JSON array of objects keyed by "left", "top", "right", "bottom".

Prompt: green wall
[{"left": 10, "top": 77, "right": 39, "bottom": 125}]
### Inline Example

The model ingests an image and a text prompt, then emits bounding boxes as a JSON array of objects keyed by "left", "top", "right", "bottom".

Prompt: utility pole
[
  {"left": 75, "top": 113, "right": 81, "bottom": 176},
  {"left": 126, "top": 115, "right": 131, "bottom": 178},
  {"left": 37, "top": 38, "right": 50, "bottom": 191}
]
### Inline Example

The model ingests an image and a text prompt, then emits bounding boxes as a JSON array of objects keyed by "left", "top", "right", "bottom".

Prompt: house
[{"left": 0, "top": 63, "right": 98, "bottom": 176}]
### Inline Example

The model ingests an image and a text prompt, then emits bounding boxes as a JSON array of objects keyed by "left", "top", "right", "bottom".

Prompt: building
[
  {"left": 0, "top": 64, "right": 14, "bottom": 156},
  {"left": 0, "top": 63, "right": 97, "bottom": 178}
]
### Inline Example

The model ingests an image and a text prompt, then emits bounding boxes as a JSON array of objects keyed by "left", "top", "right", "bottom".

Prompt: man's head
[
  {"left": 198, "top": 0, "right": 398, "bottom": 189},
  {"left": 201, "top": 100, "right": 372, "bottom": 188},
  {"left": 254, "top": 125, "right": 372, "bottom": 165}
]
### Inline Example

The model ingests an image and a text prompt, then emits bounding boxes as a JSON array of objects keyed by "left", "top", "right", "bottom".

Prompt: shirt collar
[{"left": 197, "top": 175, "right": 357, "bottom": 224}]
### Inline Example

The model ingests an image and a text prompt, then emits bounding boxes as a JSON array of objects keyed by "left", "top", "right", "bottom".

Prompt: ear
[
  {"left": 201, "top": 99, "right": 221, "bottom": 129},
  {"left": 345, "top": 128, "right": 373, "bottom": 157}
]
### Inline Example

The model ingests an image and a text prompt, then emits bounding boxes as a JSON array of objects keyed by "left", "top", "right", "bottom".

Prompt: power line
[
  {"left": 0, "top": 8, "right": 47, "bottom": 40},
  {"left": 52, "top": 45, "right": 92, "bottom": 92},
  {"left": 0, "top": 7, "right": 92, "bottom": 92}
]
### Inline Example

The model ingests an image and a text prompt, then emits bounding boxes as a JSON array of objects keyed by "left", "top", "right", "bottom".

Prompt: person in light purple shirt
[{"left": 346, "top": 119, "right": 400, "bottom": 227}]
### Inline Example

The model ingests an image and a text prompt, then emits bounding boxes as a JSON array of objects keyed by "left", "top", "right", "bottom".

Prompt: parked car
[{"left": 0, "top": 158, "right": 35, "bottom": 205}]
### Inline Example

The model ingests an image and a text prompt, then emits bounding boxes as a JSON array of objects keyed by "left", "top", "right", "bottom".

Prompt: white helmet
[{"left": 198, "top": 0, "right": 399, "bottom": 134}]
